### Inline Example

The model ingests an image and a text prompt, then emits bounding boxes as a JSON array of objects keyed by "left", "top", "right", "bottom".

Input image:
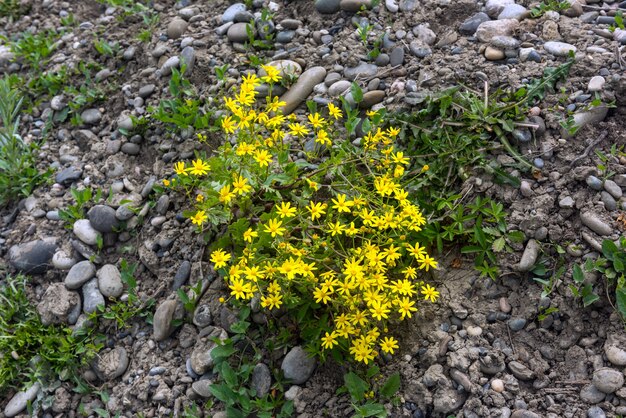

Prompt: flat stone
[
  {"left": 263, "top": 60, "right": 302, "bottom": 78},
  {"left": 83, "top": 278, "right": 105, "bottom": 314},
  {"left": 251, "top": 363, "right": 272, "bottom": 397},
  {"left": 73, "top": 219, "right": 101, "bottom": 246},
  {"left": 191, "top": 380, "right": 213, "bottom": 398},
  {"left": 97, "top": 264, "right": 123, "bottom": 298},
  {"left": 4, "top": 383, "right": 40, "bottom": 417},
  {"left": 588, "top": 76, "right": 606, "bottom": 92},
  {"left": 559, "top": 196, "right": 575, "bottom": 209},
  {"left": 153, "top": 299, "right": 182, "bottom": 341},
  {"left": 359, "top": 90, "right": 385, "bottom": 108},
  {"left": 315, "top": 0, "right": 341, "bottom": 13},
  {"left": 88, "top": 205, "right": 120, "bottom": 233},
  {"left": 543, "top": 41, "right": 577, "bottom": 57},
  {"left": 81, "top": 108, "right": 102, "bottom": 125},
  {"left": 167, "top": 18, "right": 188, "bottom": 39},
  {"left": 459, "top": 12, "right": 490, "bottom": 36},
  {"left": 190, "top": 327, "right": 229, "bottom": 374},
  {"left": 485, "top": 46, "right": 505, "bottom": 60},
  {"left": 389, "top": 46, "right": 405, "bottom": 66},
  {"left": 222, "top": 3, "right": 246, "bottom": 23},
  {"left": 592, "top": 368, "right": 624, "bottom": 393},
  {"left": 344, "top": 62, "right": 378, "bottom": 80},
  {"left": 37, "top": 283, "right": 80, "bottom": 326},
  {"left": 328, "top": 80, "right": 352, "bottom": 97},
  {"left": 227, "top": 22, "right": 251, "bottom": 43},
  {"left": 8, "top": 238, "right": 57, "bottom": 274},
  {"left": 498, "top": 4, "right": 527, "bottom": 20},
  {"left": 486, "top": 0, "right": 515, "bottom": 18},
  {"left": 580, "top": 212, "right": 612, "bottom": 235},
  {"left": 279, "top": 66, "right": 327, "bottom": 114},
  {"left": 55, "top": 166, "right": 83, "bottom": 185},
  {"left": 604, "top": 179, "right": 622, "bottom": 199},
  {"left": 94, "top": 347, "right": 129, "bottom": 381},
  {"left": 65, "top": 260, "right": 96, "bottom": 289},
  {"left": 476, "top": 19, "right": 519, "bottom": 43},
  {"left": 518, "top": 239, "right": 540, "bottom": 271},
  {"left": 281, "top": 346, "right": 316, "bottom": 385},
  {"left": 508, "top": 361, "right": 535, "bottom": 380}
]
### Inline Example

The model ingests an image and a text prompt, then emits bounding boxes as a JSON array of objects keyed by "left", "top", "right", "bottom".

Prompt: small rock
[
  {"left": 581, "top": 383, "right": 606, "bottom": 403},
  {"left": 37, "top": 283, "right": 80, "bottom": 325},
  {"left": 4, "top": 383, "right": 40, "bottom": 418},
  {"left": 190, "top": 327, "right": 229, "bottom": 374},
  {"left": 587, "top": 406, "right": 607, "bottom": 418},
  {"left": 97, "top": 264, "right": 123, "bottom": 298},
  {"left": 587, "top": 175, "right": 603, "bottom": 191},
  {"left": 222, "top": 3, "right": 246, "bottom": 23},
  {"left": 55, "top": 166, "right": 83, "bottom": 185},
  {"left": 94, "top": 347, "right": 129, "bottom": 381},
  {"left": 73, "top": 219, "right": 101, "bottom": 246},
  {"left": 543, "top": 41, "right": 577, "bottom": 57},
  {"left": 65, "top": 260, "right": 96, "bottom": 289},
  {"left": 486, "top": 0, "right": 515, "bottom": 18},
  {"left": 508, "top": 317, "right": 527, "bottom": 331},
  {"left": 88, "top": 205, "right": 120, "bottom": 233},
  {"left": 491, "top": 379, "right": 504, "bottom": 392},
  {"left": 604, "top": 179, "right": 622, "bottom": 199},
  {"left": 191, "top": 380, "right": 213, "bottom": 398},
  {"left": 592, "top": 368, "right": 624, "bottom": 393},
  {"left": 153, "top": 299, "right": 183, "bottom": 341},
  {"left": 518, "top": 239, "right": 540, "bottom": 271},
  {"left": 511, "top": 411, "right": 540, "bottom": 418},
  {"left": 8, "top": 238, "right": 57, "bottom": 274},
  {"left": 390, "top": 46, "right": 405, "bottom": 66},
  {"left": 344, "top": 62, "right": 378, "bottom": 80},
  {"left": 160, "top": 56, "right": 180, "bottom": 76},
  {"left": 459, "top": 12, "right": 490, "bottom": 36},
  {"left": 167, "top": 18, "right": 188, "bottom": 39},
  {"left": 485, "top": 46, "right": 505, "bottom": 60},
  {"left": 251, "top": 363, "right": 272, "bottom": 397},
  {"left": 508, "top": 361, "right": 535, "bottom": 380},
  {"left": 476, "top": 19, "right": 519, "bottom": 43},
  {"left": 359, "top": 91, "right": 385, "bottom": 108},
  {"left": 340, "top": 0, "right": 372, "bottom": 12},
  {"left": 81, "top": 108, "right": 102, "bottom": 125},
  {"left": 588, "top": 76, "right": 605, "bottom": 92},
  {"left": 601, "top": 192, "right": 617, "bottom": 211},
  {"left": 172, "top": 261, "right": 191, "bottom": 290},
  {"left": 315, "top": 0, "right": 341, "bottom": 13},
  {"left": 281, "top": 346, "right": 316, "bottom": 385},
  {"left": 580, "top": 212, "right": 612, "bottom": 236},
  {"left": 227, "top": 22, "right": 251, "bottom": 43},
  {"left": 433, "top": 387, "right": 466, "bottom": 414},
  {"left": 83, "top": 278, "right": 105, "bottom": 314},
  {"left": 279, "top": 66, "right": 327, "bottom": 114},
  {"left": 569, "top": 105, "right": 608, "bottom": 134},
  {"left": 559, "top": 196, "right": 575, "bottom": 209},
  {"left": 498, "top": 4, "right": 527, "bottom": 20}
]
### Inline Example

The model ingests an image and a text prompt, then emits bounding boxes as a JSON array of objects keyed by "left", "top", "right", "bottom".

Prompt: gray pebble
[
  {"left": 281, "top": 346, "right": 316, "bottom": 385},
  {"left": 586, "top": 175, "right": 603, "bottom": 191},
  {"left": 65, "top": 260, "right": 96, "bottom": 289},
  {"left": 604, "top": 179, "right": 622, "bottom": 199}
]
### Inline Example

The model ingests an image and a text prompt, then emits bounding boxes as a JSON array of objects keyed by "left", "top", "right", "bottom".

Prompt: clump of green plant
[
  {"left": 0, "top": 0, "right": 29, "bottom": 19},
  {"left": 339, "top": 368, "right": 400, "bottom": 418},
  {"left": 0, "top": 77, "right": 51, "bottom": 207},
  {"left": 89, "top": 260, "right": 154, "bottom": 331},
  {"left": 58, "top": 187, "right": 103, "bottom": 228},
  {"left": 206, "top": 310, "right": 293, "bottom": 417},
  {"left": 245, "top": 9, "right": 275, "bottom": 50},
  {"left": 148, "top": 65, "right": 215, "bottom": 133},
  {"left": 573, "top": 238, "right": 626, "bottom": 320},
  {"left": 529, "top": 0, "right": 569, "bottom": 18},
  {"left": 0, "top": 275, "right": 103, "bottom": 394},
  {"left": 4, "top": 29, "right": 59, "bottom": 72},
  {"left": 609, "top": 10, "right": 625, "bottom": 32},
  {"left": 93, "top": 38, "right": 120, "bottom": 57}
]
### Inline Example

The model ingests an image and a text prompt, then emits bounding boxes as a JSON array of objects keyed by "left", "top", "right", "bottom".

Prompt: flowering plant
[{"left": 165, "top": 65, "right": 439, "bottom": 364}]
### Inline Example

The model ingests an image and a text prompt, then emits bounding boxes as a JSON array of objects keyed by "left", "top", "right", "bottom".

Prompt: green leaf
[
  {"left": 210, "top": 383, "right": 237, "bottom": 405},
  {"left": 354, "top": 402, "right": 386, "bottom": 417},
  {"left": 351, "top": 82, "right": 363, "bottom": 103},
  {"left": 210, "top": 342, "right": 236, "bottom": 361},
  {"left": 616, "top": 286, "right": 626, "bottom": 320},
  {"left": 602, "top": 239, "right": 619, "bottom": 260},
  {"left": 507, "top": 230, "right": 525, "bottom": 243},
  {"left": 460, "top": 245, "right": 483, "bottom": 254},
  {"left": 366, "top": 365, "right": 380, "bottom": 379},
  {"left": 379, "top": 372, "right": 400, "bottom": 398},
  {"left": 492, "top": 237, "right": 505, "bottom": 252},
  {"left": 573, "top": 264, "right": 584, "bottom": 284},
  {"left": 221, "top": 362, "right": 238, "bottom": 387},
  {"left": 581, "top": 284, "right": 599, "bottom": 307},
  {"left": 344, "top": 372, "right": 368, "bottom": 402}
]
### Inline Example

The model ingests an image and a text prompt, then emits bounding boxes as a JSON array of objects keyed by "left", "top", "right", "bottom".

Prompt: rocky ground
[{"left": 2, "top": 0, "right": 626, "bottom": 416}]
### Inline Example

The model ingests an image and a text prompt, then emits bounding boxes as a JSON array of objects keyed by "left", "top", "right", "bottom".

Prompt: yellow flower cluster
[{"left": 169, "top": 65, "right": 439, "bottom": 364}]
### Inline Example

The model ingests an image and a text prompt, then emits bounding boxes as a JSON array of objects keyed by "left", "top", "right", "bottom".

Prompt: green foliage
[
  {"left": 573, "top": 238, "right": 626, "bottom": 321},
  {"left": 93, "top": 38, "right": 120, "bottom": 57},
  {"left": 0, "top": 274, "right": 103, "bottom": 394},
  {"left": 0, "top": 77, "right": 51, "bottom": 207},
  {"left": 609, "top": 10, "right": 624, "bottom": 32},
  {"left": 5, "top": 29, "right": 59, "bottom": 72},
  {"left": 338, "top": 368, "right": 400, "bottom": 417},
  {"left": 529, "top": 0, "right": 569, "bottom": 18},
  {"left": 0, "top": 0, "right": 29, "bottom": 19},
  {"left": 58, "top": 187, "right": 102, "bottom": 228},
  {"left": 148, "top": 66, "right": 215, "bottom": 133},
  {"left": 90, "top": 260, "right": 154, "bottom": 330},
  {"left": 205, "top": 311, "right": 294, "bottom": 418}
]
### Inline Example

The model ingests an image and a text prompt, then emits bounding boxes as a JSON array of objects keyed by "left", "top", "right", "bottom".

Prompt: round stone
[
  {"left": 97, "top": 264, "right": 124, "bottom": 298},
  {"left": 592, "top": 368, "right": 624, "bottom": 393},
  {"left": 281, "top": 346, "right": 316, "bottom": 385},
  {"left": 88, "top": 205, "right": 120, "bottom": 233},
  {"left": 65, "top": 260, "right": 96, "bottom": 289}
]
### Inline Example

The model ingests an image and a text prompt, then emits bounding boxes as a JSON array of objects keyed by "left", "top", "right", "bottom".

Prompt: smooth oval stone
[
  {"left": 279, "top": 66, "right": 327, "bottom": 114},
  {"left": 65, "top": 260, "right": 96, "bottom": 289}
]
